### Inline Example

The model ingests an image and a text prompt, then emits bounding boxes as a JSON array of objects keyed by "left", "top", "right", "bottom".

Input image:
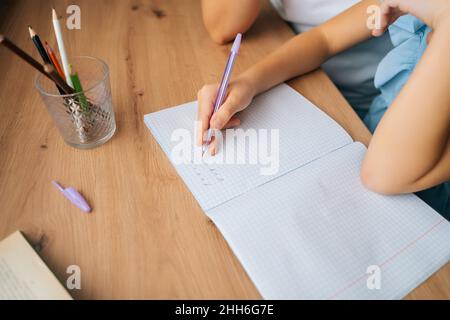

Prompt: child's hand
[
  {"left": 372, "top": 0, "right": 450, "bottom": 37},
  {"left": 197, "top": 76, "right": 256, "bottom": 155}
]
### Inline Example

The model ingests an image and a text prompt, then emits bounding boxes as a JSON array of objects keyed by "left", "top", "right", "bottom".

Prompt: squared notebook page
[
  {"left": 144, "top": 84, "right": 352, "bottom": 211},
  {"left": 209, "top": 142, "right": 450, "bottom": 300},
  {"left": 0, "top": 231, "right": 72, "bottom": 300}
]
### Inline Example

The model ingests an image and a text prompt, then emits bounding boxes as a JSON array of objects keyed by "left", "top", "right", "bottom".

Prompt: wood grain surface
[{"left": 0, "top": 0, "right": 448, "bottom": 299}]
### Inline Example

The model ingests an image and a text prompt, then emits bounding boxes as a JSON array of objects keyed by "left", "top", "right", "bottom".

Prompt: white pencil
[{"left": 52, "top": 8, "right": 73, "bottom": 88}]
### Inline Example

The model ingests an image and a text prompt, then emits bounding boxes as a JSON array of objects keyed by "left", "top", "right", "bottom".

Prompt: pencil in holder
[{"left": 35, "top": 56, "right": 116, "bottom": 149}]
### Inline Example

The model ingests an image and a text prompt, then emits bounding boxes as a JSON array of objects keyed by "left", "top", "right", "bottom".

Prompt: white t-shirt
[{"left": 270, "top": 0, "right": 393, "bottom": 117}]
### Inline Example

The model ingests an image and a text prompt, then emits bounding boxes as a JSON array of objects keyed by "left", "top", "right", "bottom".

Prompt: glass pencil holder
[{"left": 35, "top": 56, "right": 116, "bottom": 149}]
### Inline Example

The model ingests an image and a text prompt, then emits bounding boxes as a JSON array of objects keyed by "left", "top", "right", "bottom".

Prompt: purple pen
[{"left": 202, "top": 33, "right": 242, "bottom": 155}]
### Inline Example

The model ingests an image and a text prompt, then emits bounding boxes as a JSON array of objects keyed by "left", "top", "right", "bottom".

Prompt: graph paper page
[
  {"left": 209, "top": 142, "right": 450, "bottom": 299},
  {"left": 144, "top": 84, "right": 352, "bottom": 211}
]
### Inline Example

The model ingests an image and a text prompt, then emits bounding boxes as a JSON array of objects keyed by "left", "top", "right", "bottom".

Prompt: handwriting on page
[{"left": 192, "top": 164, "right": 225, "bottom": 186}]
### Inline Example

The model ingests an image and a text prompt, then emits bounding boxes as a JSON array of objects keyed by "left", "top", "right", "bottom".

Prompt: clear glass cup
[{"left": 35, "top": 56, "right": 116, "bottom": 149}]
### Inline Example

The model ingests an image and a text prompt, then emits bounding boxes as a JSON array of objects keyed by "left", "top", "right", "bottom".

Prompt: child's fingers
[
  {"left": 197, "top": 84, "right": 219, "bottom": 146},
  {"left": 371, "top": 4, "right": 391, "bottom": 37},
  {"left": 223, "top": 116, "right": 241, "bottom": 129},
  {"left": 205, "top": 117, "right": 240, "bottom": 156},
  {"left": 381, "top": 0, "right": 450, "bottom": 29},
  {"left": 208, "top": 136, "right": 217, "bottom": 156},
  {"left": 209, "top": 97, "right": 241, "bottom": 131},
  {"left": 372, "top": 1, "right": 405, "bottom": 37}
]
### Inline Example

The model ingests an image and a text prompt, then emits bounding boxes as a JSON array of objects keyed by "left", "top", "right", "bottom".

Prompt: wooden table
[{"left": 0, "top": 0, "right": 448, "bottom": 300}]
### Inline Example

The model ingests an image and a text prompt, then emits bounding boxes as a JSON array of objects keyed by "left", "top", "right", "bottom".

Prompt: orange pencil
[{"left": 44, "top": 41, "right": 65, "bottom": 79}]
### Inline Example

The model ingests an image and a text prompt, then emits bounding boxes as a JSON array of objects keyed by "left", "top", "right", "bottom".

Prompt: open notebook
[
  {"left": 0, "top": 231, "right": 72, "bottom": 300},
  {"left": 144, "top": 84, "right": 450, "bottom": 299}
]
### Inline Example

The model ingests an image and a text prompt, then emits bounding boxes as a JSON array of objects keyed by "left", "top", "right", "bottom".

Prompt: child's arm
[
  {"left": 362, "top": 0, "right": 450, "bottom": 194},
  {"left": 201, "top": 0, "right": 261, "bottom": 44},
  {"left": 198, "top": 0, "right": 379, "bottom": 152}
]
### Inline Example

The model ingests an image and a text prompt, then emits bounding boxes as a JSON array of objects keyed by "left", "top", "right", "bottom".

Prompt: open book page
[
  {"left": 145, "top": 84, "right": 352, "bottom": 211},
  {"left": 208, "top": 143, "right": 450, "bottom": 299},
  {"left": 0, "top": 231, "right": 72, "bottom": 300}
]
